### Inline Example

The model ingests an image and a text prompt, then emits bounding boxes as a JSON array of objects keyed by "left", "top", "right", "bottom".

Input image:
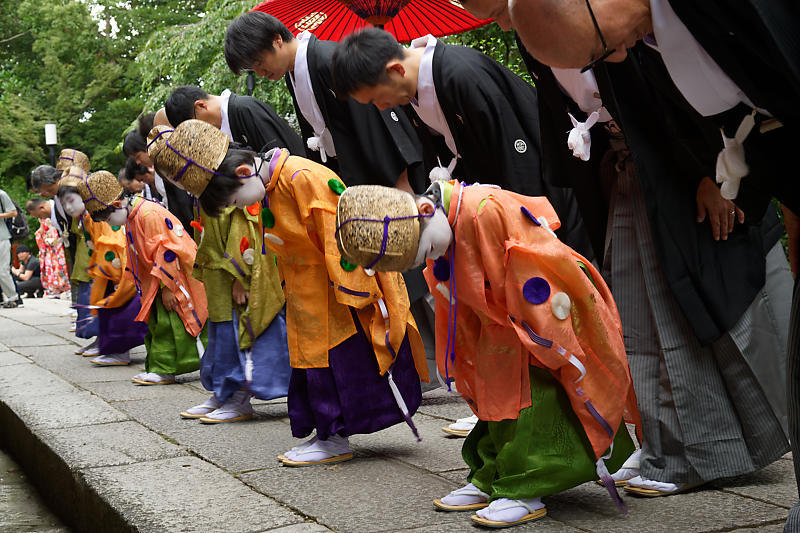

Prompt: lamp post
[{"left": 44, "top": 123, "right": 58, "bottom": 167}]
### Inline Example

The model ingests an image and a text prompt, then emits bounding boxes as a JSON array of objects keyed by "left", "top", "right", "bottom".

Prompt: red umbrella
[{"left": 251, "top": 0, "right": 491, "bottom": 43}]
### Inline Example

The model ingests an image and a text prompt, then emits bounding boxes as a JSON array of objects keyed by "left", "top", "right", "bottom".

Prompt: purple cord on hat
[
  {"left": 82, "top": 175, "right": 114, "bottom": 209},
  {"left": 335, "top": 204, "right": 442, "bottom": 270}
]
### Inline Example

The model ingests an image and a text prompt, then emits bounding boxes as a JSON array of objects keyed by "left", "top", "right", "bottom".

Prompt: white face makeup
[
  {"left": 411, "top": 197, "right": 453, "bottom": 269},
  {"left": 62, "top": 192, "right": 86, "bottom": 218},
  {"left": 106, "top": 205, "right": 129, "bottom": 227},
  {"left": 227, "top": 158, "right": 268, "bottom": 208}
]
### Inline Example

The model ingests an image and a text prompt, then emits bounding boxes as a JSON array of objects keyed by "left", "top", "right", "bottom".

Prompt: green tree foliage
[
  {"left": 137, "top": 0, "right": 295, "bottom": 122},
  {"left": 1, "top": 1, "right": 522, "bottom": 234},
  {"left": 445, "top": 23, "right": 531, "bottom": 84}
]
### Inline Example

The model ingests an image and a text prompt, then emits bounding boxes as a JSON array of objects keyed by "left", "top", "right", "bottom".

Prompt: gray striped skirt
[{"left": 603, "top": 144, "right": 792, "bottom": 484}]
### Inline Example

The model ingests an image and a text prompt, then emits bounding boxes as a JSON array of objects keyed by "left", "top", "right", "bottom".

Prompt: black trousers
[{"left": 15, "top": 276, "right": 42, "bottom": 296}]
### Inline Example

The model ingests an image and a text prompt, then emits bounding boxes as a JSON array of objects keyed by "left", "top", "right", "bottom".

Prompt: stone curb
[
  {"left": 0, "top": 356, "right": 317, "bottom": 533},
  {"left": 0, "top": 391, "right": 137, "bottom": 532}
]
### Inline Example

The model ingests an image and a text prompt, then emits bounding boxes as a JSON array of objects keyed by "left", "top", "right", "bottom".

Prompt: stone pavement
[{"left": 0, "top": 298, "right": 796, "bottom": 533}]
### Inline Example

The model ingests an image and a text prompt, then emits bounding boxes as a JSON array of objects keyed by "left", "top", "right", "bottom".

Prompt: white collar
[
  {"left": 289, "top": 31, "right": 336, "bottom": 160},
  {"left": 410, "top": 35, "right": 458, "bottom": 167},
  {"left": 646, "top": 0, "right": 758, "bottom": 116},
  {"left": 219, "top": 89, "right": 233, "bottom": 139}
]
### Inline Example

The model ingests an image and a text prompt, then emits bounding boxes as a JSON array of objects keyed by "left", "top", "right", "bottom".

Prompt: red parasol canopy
[{"left": 251, "top": 0, "right": 491, "bottom": 43}]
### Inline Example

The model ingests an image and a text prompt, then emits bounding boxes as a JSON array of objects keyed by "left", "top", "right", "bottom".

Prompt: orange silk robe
[
  {"left": 264, "top": 149, "right": 428, "bottom": 380},
  {"left": 424, "top": 181, "right": 639, "bottom": 460},
  {"left": 82, "top": 213, "right": 136, "bottom": 310},
  {"left": 125, "top": 198, "right": 207, "bottom": 337}
]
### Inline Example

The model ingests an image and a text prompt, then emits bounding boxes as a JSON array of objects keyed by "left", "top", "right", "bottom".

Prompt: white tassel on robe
[
  {"left": 715, "top": 111, "right": 756, "bottom": 199},
  {"left": 567, "top": 111, "right": 599, "bottom": 161}
]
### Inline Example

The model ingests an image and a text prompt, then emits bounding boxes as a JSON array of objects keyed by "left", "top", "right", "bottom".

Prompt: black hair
[
  {"left": 198, "top": 148, "right": 257, "bottom": 217},
  {"left": 165, "top": 86, "right": 209, "bottom": 127},
  {"left": 25, "top": 197, "right": 47, "bottom": 212},
  {"left": 56, "top": 183, "right": 80, "bottom": 203},
  {"left": 29, "top": 165, "right": 61, "bottom": 189},
  {"left": 224, "top": 12, "right": 294, "bottom": 75},
  {"left": 124, "top": 157, "right": 149, "bottom": 181},
  {"left": 137, "top": 112, "right": 155, "bottom": 139},
  {"left": 117, "top": 167, "right": 127, "bottom": 183},
  {"left": 331, "top": 28, "right": 405, "bottom": 98},
  {"left": 15, "top": 244, "right": 30, "bottom": 254},
  {"left": 89, "top": 189, "right": 126, "bottom": 223},
  {"left": 90, "top": 205, "right": 115, "bottom": 222},
  {"left": 122, "top": 130, "right": 147, "bottom": 158}
]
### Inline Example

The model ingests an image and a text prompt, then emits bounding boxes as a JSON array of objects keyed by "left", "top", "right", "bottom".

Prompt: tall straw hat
[
  {"left": 77, "top": 170, "right": 123, "bottom": 213},
  {"left": 147, "top": 119, "right": 229, "bottom": 197},
  {"left": 58, "top": 166, "right": 87, "bottom": 191},
  {"left": 56, "top": 149, "right": 90, "bottom": 174},
  {"left": 336, "top": 185, "right": 421, "bottom": 272}
]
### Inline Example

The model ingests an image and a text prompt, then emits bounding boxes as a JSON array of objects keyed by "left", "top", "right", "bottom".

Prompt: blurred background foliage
[{"left": 0, "top": 0, "right": 525, "bottom": 250}]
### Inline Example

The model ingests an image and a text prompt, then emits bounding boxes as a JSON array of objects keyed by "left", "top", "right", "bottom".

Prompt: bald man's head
[
  {"left": 459, "top": 0, "right": 513, "bottom": 31},
  {"left": 153, "top": 108, "right": 172, "bottom": 128},
  {"left": 509, "top": 0, "right": 652, "bottom": 69}
]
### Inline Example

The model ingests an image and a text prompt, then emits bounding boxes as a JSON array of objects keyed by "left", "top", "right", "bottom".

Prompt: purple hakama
[
  {"left": 97, "top": 292, "right": 148, "bottom": 354},
  {"left": 288, "top": 322, "right": 422, "bottom": 440}
]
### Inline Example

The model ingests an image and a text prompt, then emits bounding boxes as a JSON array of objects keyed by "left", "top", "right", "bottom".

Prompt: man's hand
[
  {"left": 161, "top": 288, "right": 178, "bottom": 311},
  {"left": 696, "top": 177, "right": 744, "bottom": 241},
  {"left": 232, "top": 279, "right": 249, "bottom": 306}
]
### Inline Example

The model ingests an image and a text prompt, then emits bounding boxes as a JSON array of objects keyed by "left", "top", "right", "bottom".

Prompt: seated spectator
[{"left": 11, "top": 244, "right": 43, "bottom": 298}]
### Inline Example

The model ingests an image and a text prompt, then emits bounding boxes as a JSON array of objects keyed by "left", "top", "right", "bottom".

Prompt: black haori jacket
[
  {"left": 283, "top": 35, "right": 426, "bottom": 191},
  {"left": 227, "top": 93, "right": 306, "bottom": 156}
]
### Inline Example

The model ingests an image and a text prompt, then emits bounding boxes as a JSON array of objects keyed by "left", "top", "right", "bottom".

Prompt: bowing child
[
  {"left": 77, "top": 168, "right": 206, "bottom": 385},
  {"left": 57, "top": 167, "right": 148, "bottom": 366},
  {"left": 335, "top": 180, "right": 640, "bottom": 528},
  {"left": 147, "top": 119, "right": 429, "bottom": 465}
]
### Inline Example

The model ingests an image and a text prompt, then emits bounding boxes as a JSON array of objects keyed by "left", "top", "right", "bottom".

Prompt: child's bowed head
[
  {"left": 336, "top": 183, "right": 453, "bottom": 273},
  {"left": 147, "top": 119, "right": 264, "bottom": 217},
  {"left": 77, "top": 170, "right": 125, "bottom": 223},
  {"left": 56, "top": 148, "right": 91, "bottom": 175}
]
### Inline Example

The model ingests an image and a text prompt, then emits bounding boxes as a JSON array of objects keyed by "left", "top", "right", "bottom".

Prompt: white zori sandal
[
  {"left": 471, "top": 498, "right": 547, "bottom": 528},
  {"left": 90, "top": 352, "right": 131, "bottom": 366},
  {"left": 441, "top": 414, "right": 479, "bottom": 437},
  {"left": 596, "top": 448, "right": 641, "bottom": 487},
  {"left": 180, "top": 395, "right": 222, "bottom": 419},
  {"left": 433, "top": 483, "right": 489, "bottom": 511},
  {"left": 131, "top": 372, "right": 176, "bottom": 385},
  {"left": 199, "top": 390, "right": 254, "bottom": 424},
  {"left": 277, "top": 434, "right": 353, "bottom": 466},
  {"left": 624, "top": 475, "right": 704, "bottom": 497}
]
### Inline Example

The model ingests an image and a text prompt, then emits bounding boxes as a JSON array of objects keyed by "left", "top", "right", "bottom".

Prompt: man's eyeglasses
[{"left": 580, "top": 0, "right": 616, "bottom": 73}]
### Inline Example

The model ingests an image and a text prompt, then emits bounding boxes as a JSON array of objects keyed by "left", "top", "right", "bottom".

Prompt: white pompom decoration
[
  {"left": 111, "top": 258, "right": 121, "bottom": 269},
  {"left": 428, "top": 166, "right": 451, "bottom": 183},
  {"left": 242, "top": 248, "right": 255, "bottom": 265},
  {"left": 551, "top": 292, "right": 571, "bottom": 320}
]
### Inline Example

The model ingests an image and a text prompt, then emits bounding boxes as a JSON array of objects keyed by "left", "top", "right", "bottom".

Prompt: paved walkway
[
  {"left": 0, "top": 298, "right": 795, "bottom": 532},
  {"left": 0, "top": 447, "right": 68, "bottom": 533}
]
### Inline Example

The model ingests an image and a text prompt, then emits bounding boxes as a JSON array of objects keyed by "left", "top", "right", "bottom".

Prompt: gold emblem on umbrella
[{"left": 296, "top": 11, "right": 328, "bottom": 32}]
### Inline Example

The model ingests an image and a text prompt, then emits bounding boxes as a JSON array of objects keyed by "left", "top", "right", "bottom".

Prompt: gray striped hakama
[{"left": 604, "top": 146, "right": 792, "bottom": 485}]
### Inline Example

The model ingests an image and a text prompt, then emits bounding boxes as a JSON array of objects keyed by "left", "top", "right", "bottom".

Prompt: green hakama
[
  {"left": 464, "top": 367, "right": 635, "bottom": 500},
  {"left": 144, "top": 298, "right": 205, "bottom": 375}
]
